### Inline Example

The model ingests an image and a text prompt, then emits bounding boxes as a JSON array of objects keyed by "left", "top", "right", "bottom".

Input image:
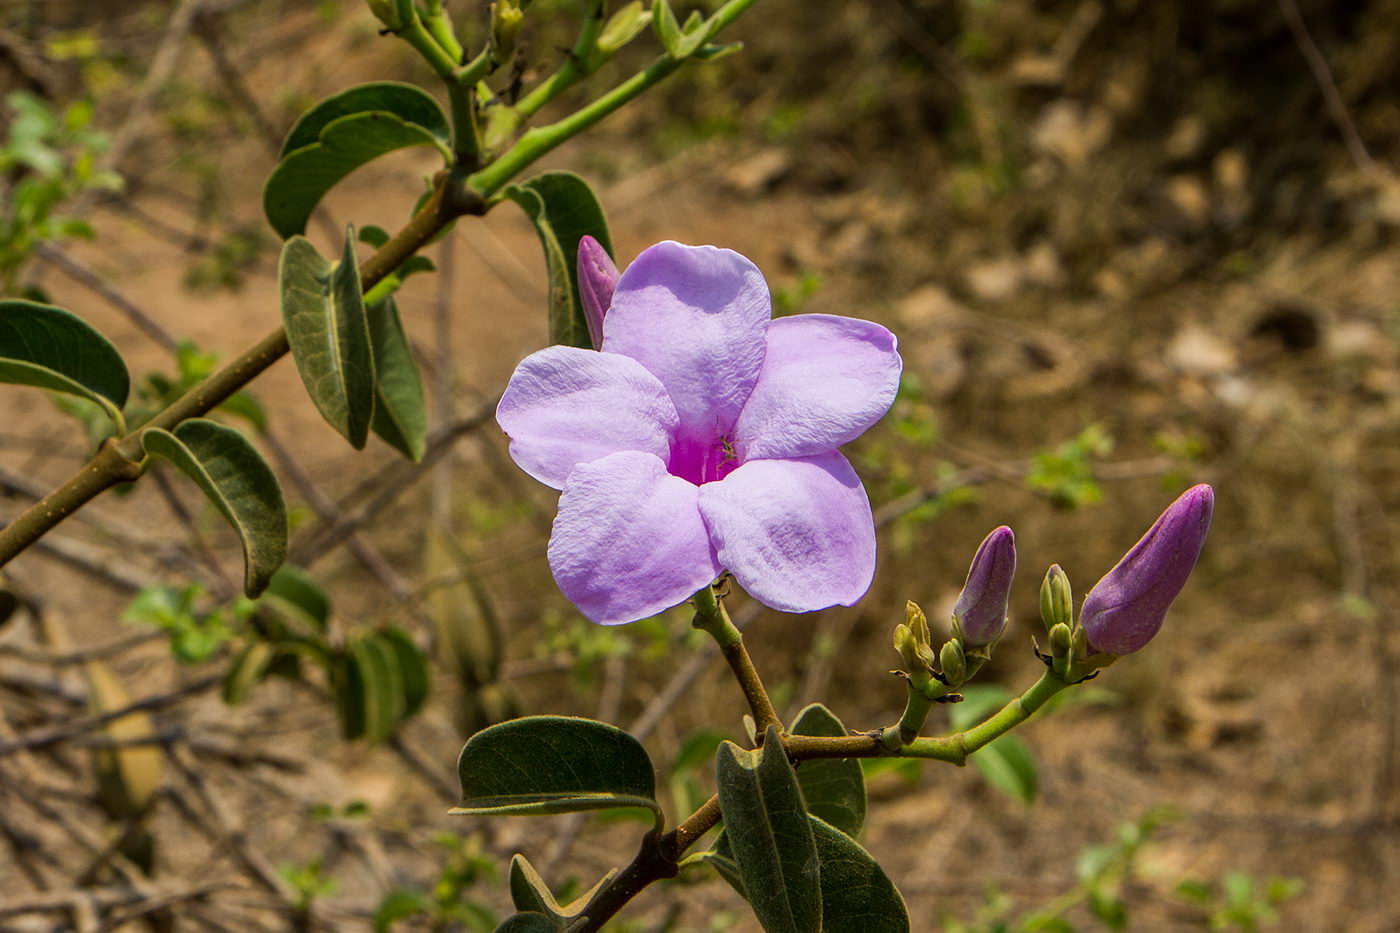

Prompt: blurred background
[{"left": 0, "top": 0, "right": 1396, "bottom": 929}]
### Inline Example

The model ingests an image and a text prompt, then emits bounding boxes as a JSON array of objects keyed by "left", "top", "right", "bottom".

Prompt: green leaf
[
  {"left": 493, "top": 914, "right": 555, "bottom": 933},
  {"left": 452, "top": 716, "right": 661, "bottom": 822},
  {"left": 333, "top": 651, "right": 367, "bottom": 740},
  {"left": 279, "top": 82, "right": 449, "bottom": 157},
  {"left": 142, "top": 418, "right": 289, "bottom": 597},
  {"left": 701, "top": 817, "right": 909, "bottom": 933},
  {"left": 508, "top": 853, "right": 613, "bottom": 926},
  {"left": 223, "top": 640, "right": 274, "bottom": 705},
  {"left": 651, "top": 0, "right": 684, "bottom": 54},
  {"left": 969, "top": 734, "right": 1038, "bottom": 804},
  {"left": 265, "top": 109, "right": 450, "bottom": 239},
  {"left": 505, "top": 171, "right": 613, "bottom": 349},
  {"left": 377, "top": 626, "right": 429, "bottom": 718},
  {"left": 372, "top": 888, "right": 431, "bottom": 932},
  {"left": 791, "top": 704, "right": 866, "bottom": 838},
  {"left": 367, "top": 298, "right": 427, "bottom": 461},
  {"left": 260, "top": 565, "right": 330, "bottom": 633},
  {"left": 0, "top": 299, "right": 129, "bottom": 426},
  {"left": 808, "top": 816, "right": 909, "bottom": 932},
  {"left": 715, "top": 728, "right": 821, "bottom": 933},
  {"left": 351, "top": 632, "right": 405, "bottom": 744},
  {"left": 279, "top": 232, "right": 376, "bottom": 448}
]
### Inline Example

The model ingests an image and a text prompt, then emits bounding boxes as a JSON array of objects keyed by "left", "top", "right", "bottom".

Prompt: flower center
[{"left": 667, "top": 434, "right": 741, "bottom": 486}]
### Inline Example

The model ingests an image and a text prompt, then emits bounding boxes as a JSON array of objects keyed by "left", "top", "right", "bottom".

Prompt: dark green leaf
[
  {"left": 505, "top": 171, "right": 613, "bottom": 349},
  {"left": 279, "top": 232, "right": 376, "bottom": 448},
  {"left": 265, "top": 109, "right": 450, "bottom": 238},
  {"left": 493, "top": 914, "right": 555, "bottom": 933},
  {"left": 281, "top": 83, "right": 449, "bottom": 156},
  {"left": 452, "top": 716, "right": 661, "bottom": 821},
  {"left": 791, "top": 704, "right": 866, "bottom": 838},
  {"left": 378, "top": 626, "right": 429, "bottom": 718},
  {"left": 261, "top": 565, "right": 331, "bottom": 633},
  {"left": 0, "top": 299, "right": 129, "bottom": 425},
  {"left": 808, "top": 816, "right": 910, "bottom": 932},
  {"left": 969, "top": 734, "right": 1038, "bottom": 804},
  {"left": 509, "top": 853, "right": 613, "bottom": 926},
  {"left": 142, "top": 418, "right": 288, "bottom": 597},
  {"left": 715, "top": 728, "right": 821, "bottom": 933},
  {"left": 333, "top": 651, "right": 367, "bottom": 740},
  {"left": 367, "top": 298, "right": 427, "bottom": 461}
]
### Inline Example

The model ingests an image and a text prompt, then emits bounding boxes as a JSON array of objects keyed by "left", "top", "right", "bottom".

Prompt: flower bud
[
  {"left": 490, "top": 0, "right": 524, "bottom": 58},
  {"left": 952, "top": 526, "right": 1016, "bottom": 647},
  {"left": 1081, "top": 484, "right": 1214, "bottom": 655},
  {"left": 366, "top": 0, "right": 404, "bottom": 30},
  {"left": 893, "top": 623, "right": 921, "bottom": 673},
  {"left": 1039, "top": 564, "right": 1072, "bottom": 631},
  {"left": 905, "top": 600, "right": 931, "bottom": 650},
  {"left": 939, "top": 639, "right": 967, "bottom": 686},
  {"left": 577, "top": 235, "right": 619, "bottom": 350},
  {"left": 1049, "top": 622, "right": 1073, "bottom": 663}
]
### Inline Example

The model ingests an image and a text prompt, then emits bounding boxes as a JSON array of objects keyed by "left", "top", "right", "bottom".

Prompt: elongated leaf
[
  {"left": 334, "top": 651, "right": 367, "bottom": 740},
  {"left": 351, "top": 632, "right": 405, "bottom": 744},
  {"left": 260, "top": 565, "right": 330, "bottom": 634},
  {"left": 223, "top": 639, "right": 275, "bottom": 705},
  {"left": 791, "top": 704, "right": 866, "bottom": 837},
  {"left": 452, "top": 716, "right": 661, "bottom": 821},
  {"left": 0, "top": 299, "right": 129, "bottom": 424},
  {"left": 280, "top": 82, "right": 449, "bottom": 156},
  {"left": 808, "top": 816, "right": 910, "bottom": 932},
  {"left": 266, "top": 111, "right": 450, "bottom": 239},
  {"left": 715, "top": 728, "right": 821, "bottom": 933},
  {"left": 142, "top": 419, "right": 288, "bottom": 597},
  {"left": 367, "top": 298, "right": 427, "bottom": 461},
  {"left": 509, "top": 854, "right": 613, "bottom": 926},
  {"left": 378, "top": 626, "right": 429, "bottom": 719},
  {"left": 969, "top": 734, "right": 1038, "bottom": 804},
  {"left": 279, "top": 232, "right": 376, "bottom": 448},
  {"left": 506, "top": 171, "right": 613, "bottom": 349}
]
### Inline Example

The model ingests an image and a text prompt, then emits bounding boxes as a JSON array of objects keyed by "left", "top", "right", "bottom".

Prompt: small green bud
[
  {"left": 906, "top": 600, "right": 931, "bottom": 649},
  {"left": 491, "top": 0, "right": 524, "bottom": 58},
  {"left": 915, "top": 641, "right": 938, "bottom": 671},
  {"left": 1048, "top": 622, "right": 1073, "bottom": 671},
  {"left": 939, "top": 639, "right": 967, "bottom": 686},
  {"left": 597, "top": 1, "right": 650, "bottom": 56},
  {"left": 1071, "top": 624, "right": 1089, "bottom": 662},
  {"left": 1040, "top": 564, "right": 1073, "bottom": 631},
  {"left": 366, "top": 0, "right": 404, "bottom": 30}
]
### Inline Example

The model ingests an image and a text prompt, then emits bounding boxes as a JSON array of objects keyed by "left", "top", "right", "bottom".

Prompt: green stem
[
  {"left": 468, "top": 0, "right": 760, "bottom": 196},
  {"left": 513, "top": 0, "right": 607, "bottom": 119},
  {"left": 421, "top": 2, "right": 464, "bottom": 64},
  {"left": 446, "top": 80, "right": 482, "bottom": 168},
  {"left": 692, "top": 585, "right": 781, "bottom": 735}
]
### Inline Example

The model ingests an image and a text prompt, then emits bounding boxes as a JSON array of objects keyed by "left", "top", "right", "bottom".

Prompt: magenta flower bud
[
  {"left": 1081, "top": 484, "right": 1214, "bottom": 655},
  {"left": 952, "top": 526, "right": 1016, "bottom": 647},
  {"left": 577, "top": 235, "right": 619, "bottom": 350}
]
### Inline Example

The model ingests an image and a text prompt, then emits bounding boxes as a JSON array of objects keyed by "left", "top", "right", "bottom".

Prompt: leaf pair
[
  {"left": 700, "top": 709, "right": 908, "bottom": 933},
  {"left": 335, "top": 627, "right": 431, "bottom": 744},
  {"left": 278, "top": 230, "right": 428, "bottom": 461}
]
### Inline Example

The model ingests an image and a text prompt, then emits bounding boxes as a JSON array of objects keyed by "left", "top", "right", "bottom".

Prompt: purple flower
[
  {"left": 1081, "top": 484, "right": 1215, "bottom": 655},
  {"left": 952, "top": 526, "right": 1016, "bottom": 646},
  {"left": 497, "top": 240, "right": 903, "bottom": 624},
  {"left": 576, "top": 235, "right": 619, "bottom": 350}
]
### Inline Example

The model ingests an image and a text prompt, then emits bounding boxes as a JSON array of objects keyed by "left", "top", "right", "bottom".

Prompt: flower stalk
[{"left": 692, "top": 584, "right": 781, "bottom": 735}]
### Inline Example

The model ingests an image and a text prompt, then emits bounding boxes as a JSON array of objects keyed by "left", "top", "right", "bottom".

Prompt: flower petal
[
  {"left": 602, "top": 241, "right": 770, "bottom": 443},
  {"left": 733, "top": 314, "right": 902, "bottom": 460},
  {"left": 698, "top": 451, "right": 876, "bottom": 612},
  {"left": 549, "top": 451, "right": 721, "bottom": 624},
  {"left": 497, "top": 346, "right": 679, "bottom": 489}
]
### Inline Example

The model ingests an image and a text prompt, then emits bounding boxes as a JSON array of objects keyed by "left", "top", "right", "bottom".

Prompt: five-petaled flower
[{"left": 497, "top": 239, "right": 903, "bottom": 624}]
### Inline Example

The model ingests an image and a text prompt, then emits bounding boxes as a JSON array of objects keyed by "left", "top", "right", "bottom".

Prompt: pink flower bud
[
  {"left": 577, "top": 235, "right": 619, "bottom": 350},
  {"left": 952, "top": 526, "right": 1016, "bottom": 647},
  {"left": 1081, "top": 484, "right": 1214, "bottom": 655}
]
